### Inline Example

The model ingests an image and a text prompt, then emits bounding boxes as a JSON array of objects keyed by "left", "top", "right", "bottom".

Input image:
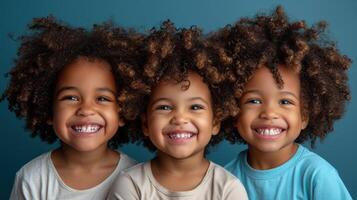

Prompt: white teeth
[
  {"left": 168, "top": 132, "right": 194, "bottom": 139},
  {"left": 256, "top": 128, "right": 282, "bottom": 136},
  {"left": 73, "top": 125, "right": 100, "bottom": 133}
]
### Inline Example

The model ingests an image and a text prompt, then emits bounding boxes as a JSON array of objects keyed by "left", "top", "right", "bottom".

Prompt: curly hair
[
  {"left": 208, "top": 6, "right": 352, "bottom": 147},
  {"left": 0, "top": 16, "right": 145, "bottom": 148},
  {"left": 124, "top": 21, "right": 238, "bottom": 151}
]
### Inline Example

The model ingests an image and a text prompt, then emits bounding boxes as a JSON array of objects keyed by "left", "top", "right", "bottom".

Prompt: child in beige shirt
[{"left": 107, "top": 21, "right": 248, "bottom": 200}]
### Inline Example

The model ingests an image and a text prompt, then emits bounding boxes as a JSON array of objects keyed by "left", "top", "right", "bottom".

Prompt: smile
[
  {"left": 255, "top": 128, "right": 283, "bottom": 136},
  {"left": 71, "top": 124, "right": 102, "bottom": 133},
  {"left": 167, "top": 132, "right": 196, "bottom": 140}
]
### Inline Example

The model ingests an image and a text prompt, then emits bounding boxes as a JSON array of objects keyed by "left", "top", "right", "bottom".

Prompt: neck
[
  {"left": 247, "top": 143, "right": 298, "bottom": 170},
  {"left": 52, "top": 143, "right": 116, "bottom": 169},
  {"left": 152, "top": 151, "right": 209, "bottom": 175}
]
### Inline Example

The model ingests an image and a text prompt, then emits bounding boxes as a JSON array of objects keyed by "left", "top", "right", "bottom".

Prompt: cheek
[
  {"left": 52, "top": 108, "right": 69, "bottom": 125},
  {"left": 236, "top": 112, "right": 252, "bottom": 133},
  {"left": 104, "top": 109, "right": 120, "bottom": 125},
  {"left": 288, "top": 110, "right": 304, "bottom": 126},
  {"left": 52, "top": 102, "right": 75, "bottom": 119},
  {"left": 236, "top": 111, "right": 246, "bottom": 127},
  {"left": 147, "top": 115, "right": 166, "bottom": 133},
  {"left": 236, "top": 121, "right": 245, "bottom": 134},
  {"left": 195, "top": 116, "right": 212, "bottom": 126}
]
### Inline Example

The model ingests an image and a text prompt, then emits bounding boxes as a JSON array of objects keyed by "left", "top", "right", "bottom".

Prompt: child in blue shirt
[{"left": 208, "top": 6, "right": 352, "bottom": 200}]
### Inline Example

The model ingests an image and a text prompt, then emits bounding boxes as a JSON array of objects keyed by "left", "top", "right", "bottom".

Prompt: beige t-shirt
[
  {"left": 10, "top": 151, "right": 136, "bottom": 200},
  {"left": 107, "top": 161, "right": 248, "bottom": 200}
]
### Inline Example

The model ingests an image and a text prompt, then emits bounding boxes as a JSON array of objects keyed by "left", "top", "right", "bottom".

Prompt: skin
[
  {"left": 49, "top": 57, "right": 124, "bottom": 189},
  {"left": 236, "top": 65, "right": 308, "bottom": 170},
  {"left": 142, "top": 72, "right": 220, "bottom": 191}
]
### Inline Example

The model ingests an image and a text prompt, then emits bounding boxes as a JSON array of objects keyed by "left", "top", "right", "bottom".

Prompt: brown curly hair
[
  {"left": 207, "top": 6, "right": 352, "bottom": 147},
  {"left": 124, "top": 21, "right": 239, "bottom": 151},
  {"left": 0, "top": 16, "right": 145, "bottom": 148}
]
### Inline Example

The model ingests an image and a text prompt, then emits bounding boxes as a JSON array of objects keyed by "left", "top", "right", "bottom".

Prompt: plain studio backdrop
[{"left": 1, "top": 0, "right": 356, "bottom": 199}]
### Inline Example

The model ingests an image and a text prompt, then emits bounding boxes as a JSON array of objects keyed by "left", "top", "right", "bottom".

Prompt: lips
[
  {"left": 167, "top": 131, "right": 197, "bottom": 139},
  {"left": 255, "top": 128, "right": 283, "bottom": 136},
  {"left": 252, "top": 125, "right": 286, "bottom": 137},
  {"left": 70, "top": 123, "right": 103, "bottom": 134},
  {"left": 164, "top": 128, "right": 198, "bottom": 144}
]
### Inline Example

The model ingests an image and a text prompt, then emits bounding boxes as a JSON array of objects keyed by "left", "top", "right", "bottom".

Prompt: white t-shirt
[
  {"left": 107, "top": 161, "right": 248, "bottom": 200},
  {"left": 10, "top": 151, "right": 136, "bottom": 200}
]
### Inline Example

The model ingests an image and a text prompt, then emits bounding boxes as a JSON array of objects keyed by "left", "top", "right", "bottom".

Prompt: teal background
[{"left": 1, "top": 0, "right": 356, "bottom": 199}]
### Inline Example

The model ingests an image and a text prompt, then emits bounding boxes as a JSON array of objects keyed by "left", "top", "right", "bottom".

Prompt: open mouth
[
  {"left": 167, "top": 132, "right": 197, "bottom": 140},
  {"left": 254, "top": 128, "right": 285, "bottom": 136},
  {"left": 71, "top": 124, "right": 103, "bottom": 134}
]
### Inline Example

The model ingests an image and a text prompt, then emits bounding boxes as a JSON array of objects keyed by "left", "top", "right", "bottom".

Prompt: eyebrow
[
  {"left": 279, "top": 91, "right": 299, "bottom": 99},
  {"left": 56, "top": 86, "right": 117, "bottom": 96},
  {"left": 55, "top": 86, "right": 76, "bottom": 96},
  {"left": 188, "top": 97, "right": 210, "bottom": 105},
  {"left": 150, "top": 97, "right": 210, "bottom": 106},
  {"left": 242, "top": 89, "right": 260, "bottom": 95},
  {"left": 242, "top": 89, "right": 299, "bottom": 99}
]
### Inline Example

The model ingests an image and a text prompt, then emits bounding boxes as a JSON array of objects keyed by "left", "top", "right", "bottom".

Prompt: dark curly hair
[
  {"left": 208, "top": 6, "right": 352, "bottom": 147},
  {"left": 0, "top": 16, "right": 145, "bottom": 148},
  {"left": 125, "top": 21, "right": 238, "bottom": 151}
]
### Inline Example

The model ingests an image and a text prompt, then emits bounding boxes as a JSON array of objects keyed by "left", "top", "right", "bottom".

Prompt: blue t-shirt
[{"left": 225, "top": 144, "right": 352, "bottom": 200}]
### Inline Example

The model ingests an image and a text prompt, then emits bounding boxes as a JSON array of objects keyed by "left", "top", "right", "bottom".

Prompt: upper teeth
[
  {"left": 256, "top": 128, "right": 282, "bottom": 136},
  {"left": 168, "top": 132, "right": 194, "bottom": 139},
  {"left": 73, "top": 125, "right": 100, "bottom": 133}
]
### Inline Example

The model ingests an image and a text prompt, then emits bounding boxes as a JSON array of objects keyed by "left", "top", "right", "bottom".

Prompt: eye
[
  {"left": 246, "top": 99, "right": 262, "bottom": 104},
  {"left": 60, "top": 95, "right": 79, "bottom": 101},
  {"left": 97, "top": 96, "right": 112, "bottom": 102},
  {"left": 156, "top": 105, "right": 172, "bottom": 111},
  {"left": 280, "top": 99, "right": 293, "bottom": 105},
  {"left": 191, "top": 104, "right": 204, "bottom": 110}
]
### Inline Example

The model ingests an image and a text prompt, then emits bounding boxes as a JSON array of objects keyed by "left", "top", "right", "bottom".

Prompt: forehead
[
  {"left": 244, "top": 65, "right": 300, "bottom": 94},
  {"left": 56, "top": 58, "right": 116, "bottom": 90},
  {"left": 150, "top": 72, "right": 211, "bottom": 101}
]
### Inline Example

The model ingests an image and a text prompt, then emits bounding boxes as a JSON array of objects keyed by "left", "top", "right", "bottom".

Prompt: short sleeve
[
  {"left": 312, "top": 167, "right": 352, "bottom": 200},
  {"left": 106, "top": 173, "right": 140, "bottom": 200},
  {"left": 224, "top": 178, "right": 249, "bottom": 200},
  {"left": 9, "top": 172, "right": 31, "bottom": 200}
]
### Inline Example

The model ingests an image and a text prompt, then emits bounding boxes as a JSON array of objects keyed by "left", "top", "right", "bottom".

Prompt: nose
[
  {"left": 76, "top": 100, "right": 96, "bottom": 116},
  {"left": 259, "top": 103, "right": 279, "bottom": 120},
  {"left": 170, "top": 110, "right": 189, "bottom": 125}
]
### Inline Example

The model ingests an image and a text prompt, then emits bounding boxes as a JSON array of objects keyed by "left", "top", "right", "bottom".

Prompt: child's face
[
  {"left": 143, "top": 72, "right": 220, "bottom": 159},
  {"left": 236, "top": 65, "right": 308, "bottom": 155},
  {"left": 50, "top": 58, "right": 123, "bottom": 152}
]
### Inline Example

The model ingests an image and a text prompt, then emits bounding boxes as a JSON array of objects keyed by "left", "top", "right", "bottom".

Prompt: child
[
  {"left": 107, "top": 21, "right": 248, "bottom": 199},
  {"left": 1, "top": 17, "right": 143, "bottom": 199},
  {"left": 209, "top": 6, "right": 352, "bottom": 199}
]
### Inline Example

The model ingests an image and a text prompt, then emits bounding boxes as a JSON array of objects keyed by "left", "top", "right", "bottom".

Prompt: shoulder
[
  {"left": 121, "top": 161, "right": 146, "bottom": 175},
  {"left": 108, "top": 162, "right": 148, "bottom": 199},
  {"left": 209, "top": 162, "right": 248, "bottom": 199},
  {"left": 211, "top": 162, "right": 238, "bottom": 179},
  {"left": 117, "top": 151, "right": 137, "bottom": 170},
  {"left": 296, "top": 146, "right": 352, "bottom": 199},
  {"left": 15, "top": 151, "right": 52, "bottom": 181},
  {"left": 113, "top": 161, "right": 148, "bottom": 185},
  {"left": 210, "top": 163, "right": 245, "bottom": 187},
  {"left": 296, "top": 146, "right": 350, "bottom": 189},
  {"left": 224, "top": 150, "right": 247, "bottom": 174},
  {"left": 10, "top": 151, "right": 53, "bottom": 199},
  {"left": 296, "top": 146, "right": 337, "bottom": 175}
]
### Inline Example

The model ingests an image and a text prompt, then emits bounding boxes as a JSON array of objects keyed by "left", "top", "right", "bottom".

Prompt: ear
[
  {"left": 47, "top": 118, "right": 53, "bottom": 125},
  {"left": 141, "top": 114, "right": 149, "bottom": 136},
  {"left": 118, "top": 117, "right": 125, "bottom": 127},
  {"left": 212, "top": 120, "right": 221, "bottom": 136},
  {"left": 301, "top": 115, "right": 309, "bottom": 130},
  {"left": 116, "top": 106, "right": 125, "bottom": 127}
]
